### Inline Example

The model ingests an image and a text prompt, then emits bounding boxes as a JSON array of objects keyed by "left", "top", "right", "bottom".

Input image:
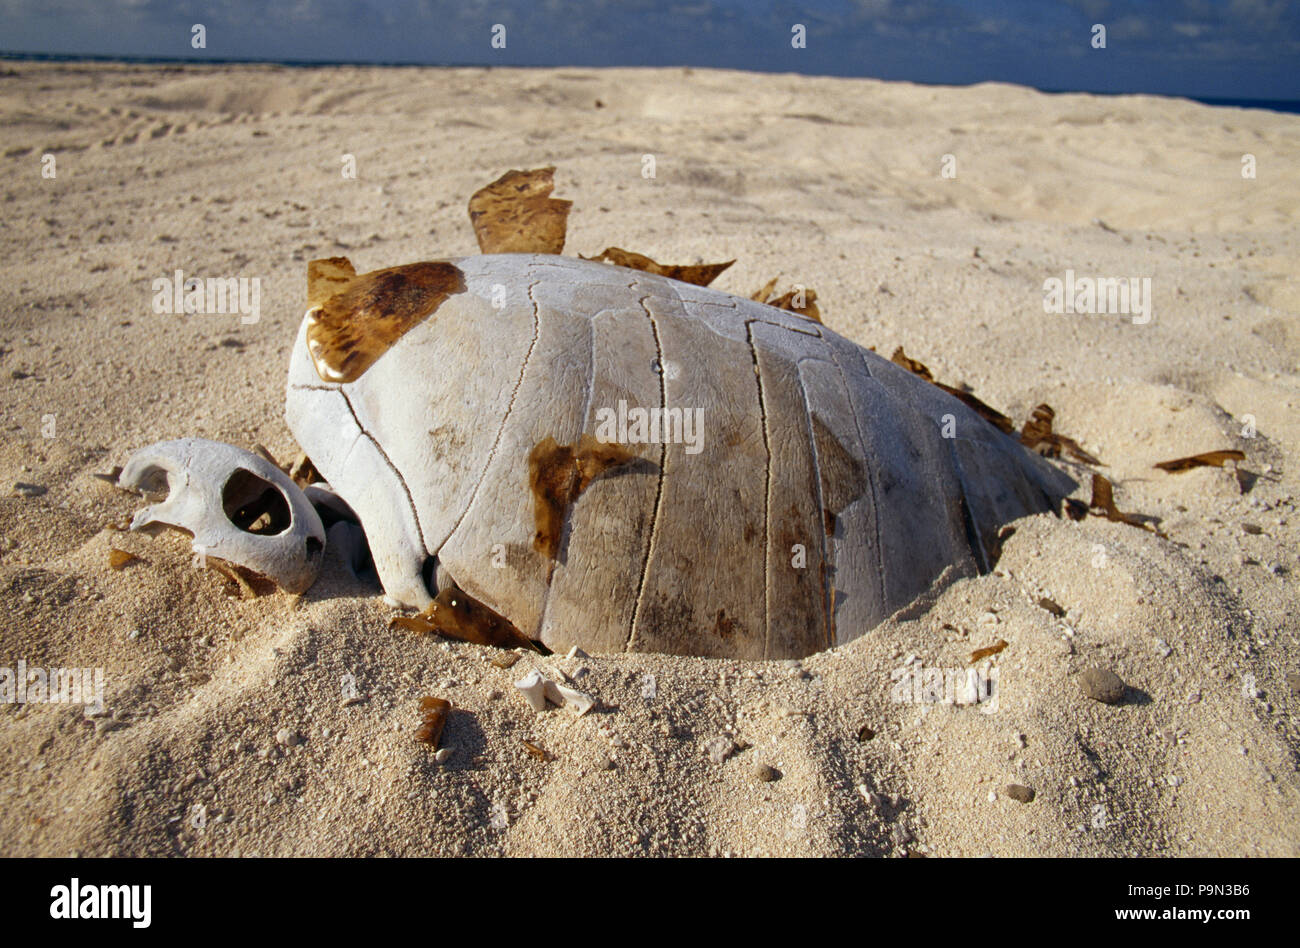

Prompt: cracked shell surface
[{"left": 286, "top": 253, "right": 1074, "bottom": 659}]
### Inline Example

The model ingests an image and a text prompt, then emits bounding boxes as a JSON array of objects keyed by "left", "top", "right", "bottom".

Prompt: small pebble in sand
[
  {"left": 1154, "top": 639, "right": 1172, "bottom": 658},
  {"left": 1079, "top": 667, "right": 1127, "bottom": 704},
  {"left": 1036, "top": 597, "right": 1066, "bottom": 617},
  {"left": 1166, "top": 775, "right": 1183, "bottom": 787},
  {"left": 704, "top": 736, "right": 736, "bottom": 764},
  {"left": 275, "top": 728, "right": 299, "bottom": 747},
  {"left": 435, "top": 748, "right": 453, "bottom": 764},
  {"left": 13, "top": 482, "right": 47, "bottom": 497},
  {"left": 753, "top": 764, "right": 780, "bottom": 783},
  {"left": 1005, "top": 784, "right": 1035, "bottom": 803}
]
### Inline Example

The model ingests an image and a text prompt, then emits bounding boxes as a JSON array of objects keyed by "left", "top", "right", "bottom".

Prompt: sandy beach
[{"left": 1, "top": 61, "right": 1298, "bottom": 856}]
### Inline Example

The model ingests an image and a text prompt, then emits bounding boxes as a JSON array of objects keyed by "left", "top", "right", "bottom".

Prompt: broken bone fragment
[
  {"left": 117, "top": 438, "right": 326, "bottom": 594},
  {"left": 514, "top": 669, "right": 549, "bottom": 712},
  {"left": 514, "top": 669, "right": 595, "bottom": 716},
  {"left": 420, "top": 586, "right": 543, "bottom": 652}
]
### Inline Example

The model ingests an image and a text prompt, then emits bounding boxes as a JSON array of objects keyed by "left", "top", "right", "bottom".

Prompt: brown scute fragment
[
  {"left": 1154, "top": 449, "right": 1246, "bottom": 473},
  {"left": 389, "top": 615, "right": 435, "bottom": 635},
  {"left": 522, "top": 740, "right": 548, "bottom": 761},
  {"left": 207, "top": 558, "right": 275, "bottom": 599},
  {"left": 468, "top": 167, "right": 571, "bottom": 254},
  {"left": 108, "top": 548, "right": 139, "bottom": 570},
  {"left": 1089, "top": 473, "right": 1163, "bottom": 536},
  {"left": 889, "top": 346, "right": 934, "bottom": 382},
  {"left": 306, "top": 256, "right": 357, "bottom": 309},
  {"left": 889, "top": 347, "right": 1015, "bottom": 434},
  {"left": 1019, "top": 404, "right": 1103, "bottom": 465},
  {"left": 1036, "top": 596, "right": 1066, "bottom": 618},
  {"left": 305, "top": 261, "right": 466, "bottom": 383},
  {"left": 752, "top": 278, "right": 821, "bottom": 322},
  {"left": 414, "top": 696, "right": 451, "bottom": 747},
  {"left": 1063, "top": 497, "right": 1089, "bottom": 521},
  {"left": 856, "top": 725, "right": 876, "bottom": 742},
  {"left": 969, "top": 638, "right": 1008, "bottom": 664},
  {"left": 420, "top": 586, "right": 543, "bottom": 652},
  {"left": 581, "top": 247, "right": 734, "bottom": 287},
  {"left": 287, "top": 453, "right": 322, "bottom": 488},
  {"left": 936, "top": 384, "right": 1015, "bottom": 434},
  {"left": 491, "top": 651, "right": 521, "bottom": 669},
  {"left": 529, "top": 433, "right": 638, "bottom": 560}
]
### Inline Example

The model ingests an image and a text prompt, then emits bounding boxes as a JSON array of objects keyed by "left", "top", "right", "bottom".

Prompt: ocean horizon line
[{"left": 3, "top": 50, "right": 1297, "bottom": 117}]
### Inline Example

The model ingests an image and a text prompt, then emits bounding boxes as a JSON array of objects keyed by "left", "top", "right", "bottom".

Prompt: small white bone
[
  {"left": 514, "top": 669, "right": 596, "bottom": 716},
  {"left": 514, "top": 669, "right": 549, "bottom": 712}
]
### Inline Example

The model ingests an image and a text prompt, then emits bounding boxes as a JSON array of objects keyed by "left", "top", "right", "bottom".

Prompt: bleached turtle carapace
[{"left": 280, "top": 252, "right": 1074, "bottom": 660}]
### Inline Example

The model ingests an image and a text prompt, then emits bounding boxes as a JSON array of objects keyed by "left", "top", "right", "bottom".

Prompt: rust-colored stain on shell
[
  {"left": 421, "top": 586, "right": 540, "bottom": 652},
  {"left": 468, "top": 167, "right": 572, "bottom": 255},
  {"left": 529, "top": 433, "right": 638, "bottom": 560},
  {"left": 305, "top": 259, "right": 466, "bottom": 383}
]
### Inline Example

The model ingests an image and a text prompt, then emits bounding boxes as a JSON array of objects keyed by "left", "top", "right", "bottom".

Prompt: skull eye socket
[{"left": 222, "top": 468, "right": 293, "bottom": 536}]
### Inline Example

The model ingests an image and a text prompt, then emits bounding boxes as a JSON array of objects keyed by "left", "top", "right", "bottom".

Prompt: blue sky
[{"left": 2, "top": 0, "right": 1297, "bottom": 100}]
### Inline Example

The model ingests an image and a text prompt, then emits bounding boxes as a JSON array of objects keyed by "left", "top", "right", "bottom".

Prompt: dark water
[{"left": 3, "top": 52, "right": 1298, "bottom": 117}]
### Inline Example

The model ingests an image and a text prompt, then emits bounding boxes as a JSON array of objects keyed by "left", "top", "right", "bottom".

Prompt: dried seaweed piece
[
  {"left": 889, "top": 347, "right": 1015, "bottom": 434},
  {"left": 521, "top": 740, "right": 548, "bottom": 761},
  {"left": 752, "top": 279, "right": 821, "bottom": 322},
  {"left": 1154, "top": 449, "right": 1245, "bottom": 473},
  {"left": 305, "top": 260, "right": 467, "bottom": 383},
  {"left": 108, "top": 548, "right": 139, "bottom": 570},
  {"left": 969, "top": 638, "right": 1008, "bottom": 664},
  {"left": 529, "top": 433, "right": 638, "bottom": 560},
  {"left": 1089, "top": 473, "right": 1163, "bottom": 536},
  {"left": 1019, "top": 404, "right": 1103, "bottom": 465},
  {"left": 415, "top": 695, "right": 451, "bottom": 747},
  {"left": 420, "top": 587, "right": 544, "bottom": 652},
  {"left": 580, "top": 248, "right": 734, "bottom": 287},
  {"left": 468, "top": 167, "right": 571, "bottom": 254}
]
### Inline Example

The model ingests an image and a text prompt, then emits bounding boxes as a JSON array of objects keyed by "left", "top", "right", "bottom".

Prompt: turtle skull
[{"left": 118, "top": 438, "right": 326, "bottom": 593}]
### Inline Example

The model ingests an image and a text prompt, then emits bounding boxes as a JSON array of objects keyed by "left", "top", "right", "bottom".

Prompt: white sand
[{"left": 1, "top": 62, "right": 1297, "bottom": 856}]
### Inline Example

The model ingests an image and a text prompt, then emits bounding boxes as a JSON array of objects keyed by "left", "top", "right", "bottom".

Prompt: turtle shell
[{"left": 286, "top": 253, "right": 1073, "bottom": 659}]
